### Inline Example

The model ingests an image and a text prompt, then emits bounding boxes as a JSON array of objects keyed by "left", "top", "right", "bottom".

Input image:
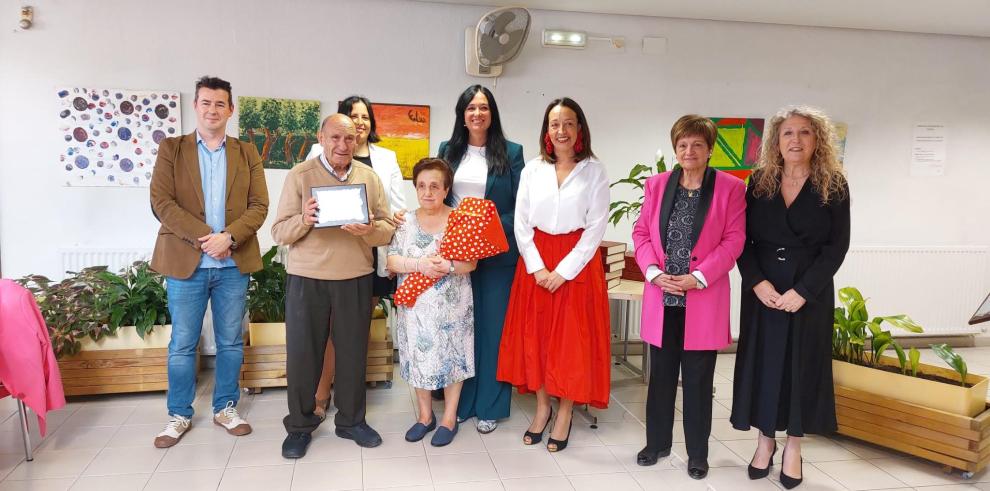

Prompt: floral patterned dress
[{"left": 388, "top": 212, "right": 475, "bottom": 390}]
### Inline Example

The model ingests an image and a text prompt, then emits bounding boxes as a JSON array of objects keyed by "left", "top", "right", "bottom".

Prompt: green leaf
[
  {"left": 879, "top": 314, "right": 924, "bottom": 334},
  {"left": 909, "top": 347, "right": 921, "bottom": 377},
  {"left": 837, "top": 287, "right": 864, "bottom": 309},
  {"left": 931, "top": 343, "right": 968, "bottom": 386},
  {"left": 892, "top": 343, "right": 908, "bottom": 374}
]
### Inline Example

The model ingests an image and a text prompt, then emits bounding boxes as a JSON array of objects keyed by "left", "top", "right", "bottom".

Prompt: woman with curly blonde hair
[{"left": 730, "top": 106, "right": 850, "bottom": 489}]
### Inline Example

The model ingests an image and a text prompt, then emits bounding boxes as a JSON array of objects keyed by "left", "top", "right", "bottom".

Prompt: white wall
[{"left": 1, "top": 0, "right": 989, "bottom": 284}]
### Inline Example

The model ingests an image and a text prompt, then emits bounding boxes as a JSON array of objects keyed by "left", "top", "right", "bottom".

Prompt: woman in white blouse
[
  {"left": 306, "top": 95, "right": 407, "bottom": 419},
  {"left": 497, "top": 97, "right": 611, "bottom": 452}
]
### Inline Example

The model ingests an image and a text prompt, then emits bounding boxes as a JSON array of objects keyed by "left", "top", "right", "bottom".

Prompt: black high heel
[
  {"left": 779, "top": 448, "right": 803, "bottom": 489},
  {"left": 547, "top": 417, "right": 573, "bottom": 452},
  {"left": 523, "top": 407, "right": 553, "bottom": 445},
  {"left": 748, "top": 440, "right": 777, "bottom": 479}
]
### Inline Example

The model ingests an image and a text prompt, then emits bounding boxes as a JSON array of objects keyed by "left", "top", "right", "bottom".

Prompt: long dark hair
[
  {"left": 441, "top": 85, "right": 509, "bottom": 175},
  {"left": 337, "top": 95, "right": 380, "bottom": 144},
  {"left": 539, "top": 97, "right": 594, "bottom": 163}
]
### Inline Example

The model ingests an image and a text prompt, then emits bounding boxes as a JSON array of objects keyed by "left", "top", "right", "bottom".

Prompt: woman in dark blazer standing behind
[{"left": 437, "top": 84, "right": 524, "bottom": 434}]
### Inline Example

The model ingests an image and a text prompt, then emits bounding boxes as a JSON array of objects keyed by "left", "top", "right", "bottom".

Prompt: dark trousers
[
  {"left": 284, "top": 273, "right": 373, "bottom": 434},
  {"left": 645, "top": 306, "right": 717, "bottom": 460}
]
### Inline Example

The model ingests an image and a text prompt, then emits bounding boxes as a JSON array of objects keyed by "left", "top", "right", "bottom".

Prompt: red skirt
[{"left": 496, "top": 229, "right": 611, "bottom": 409}]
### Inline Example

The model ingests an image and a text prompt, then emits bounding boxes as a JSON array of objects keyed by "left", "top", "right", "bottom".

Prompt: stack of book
[{"left": 599, "top": 241, "right": 626, "bottom": 289}]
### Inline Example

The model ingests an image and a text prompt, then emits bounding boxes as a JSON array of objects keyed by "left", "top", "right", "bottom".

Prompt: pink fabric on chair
[{"left": 0, "top": 279, "right": 66, "bottom": 436}]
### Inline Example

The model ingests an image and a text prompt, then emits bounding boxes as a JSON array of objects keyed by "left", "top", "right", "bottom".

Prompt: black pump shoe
[
  {"left": 546, "top": 417, "right": 572, "bottom": 452},
  {"left": 779, "top": 448, "right": 804, "bottom": 489},
  {"left": 523, "top": 407, "right": 553, "bottom": 445},
  {"left": 636, "top": 446, "right": 671, "bottom": 466},
  {"left": 748, "top": 441, "right": 778, "bottom": 479}
]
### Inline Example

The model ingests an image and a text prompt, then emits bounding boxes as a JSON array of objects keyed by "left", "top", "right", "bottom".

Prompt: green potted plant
[
  {"left": 607, "top": 150, "right": 668, "bottom": 281},
  {"left": 19, "top": 267, "right": 116, "bottom": 358},
  {"left": 246, "top": 245, "right": 287, "bottom": 346},
  {"left": 832, "top": 286, "right": 987, "bottom": 416}
]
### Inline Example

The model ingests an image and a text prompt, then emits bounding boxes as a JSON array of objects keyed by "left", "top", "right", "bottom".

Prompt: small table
[{"left": 609, "top": 280, "right": 647, "bottom": 378}]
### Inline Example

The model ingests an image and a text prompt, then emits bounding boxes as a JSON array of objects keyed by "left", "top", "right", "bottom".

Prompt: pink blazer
[
  {"left": 0, "top": 279, "right": 66, "bottom": 436},
  {"left": 631, "top": 169, "right": 746, "bottom": 350}
]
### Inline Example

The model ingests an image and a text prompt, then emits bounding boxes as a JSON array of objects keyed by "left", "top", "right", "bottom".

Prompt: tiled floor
[{"left": 5, "top": 348, "right": 990, "bottom": 490}]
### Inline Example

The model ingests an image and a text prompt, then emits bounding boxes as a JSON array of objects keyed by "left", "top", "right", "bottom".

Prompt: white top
[
  {"left": 308, "top": 143, "right": 407, "bottom": 277},
  {"left": 451, "top": 145, "right": 489, "bottom": 205},
  {"left": 514, "top": 156, "right": 610, "bottom": 280}
]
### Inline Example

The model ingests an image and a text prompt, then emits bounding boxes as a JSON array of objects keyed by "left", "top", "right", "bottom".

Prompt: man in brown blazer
[{"left": 149, "top": 76, "right": 268, "bottom": 448}]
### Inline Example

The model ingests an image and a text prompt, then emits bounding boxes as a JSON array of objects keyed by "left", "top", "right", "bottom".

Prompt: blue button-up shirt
[{"left": 196, "top": 132, "right": 235, "bottom": 269}]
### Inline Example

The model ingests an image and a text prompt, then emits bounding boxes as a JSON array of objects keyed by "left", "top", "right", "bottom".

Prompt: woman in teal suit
[{"left": 437, "top": 84, "right": 524, "bottom": 434}]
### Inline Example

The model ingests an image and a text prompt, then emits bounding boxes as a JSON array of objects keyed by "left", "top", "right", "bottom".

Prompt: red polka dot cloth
[{"left": 394, "top": 197, "right": 509, "bottom": 307}]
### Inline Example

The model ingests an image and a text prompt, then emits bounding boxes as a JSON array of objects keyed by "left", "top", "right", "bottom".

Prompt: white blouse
[
  {"left": 514, "top": 156, "right": 610, "bottom": 280},
  {"left": 451, "top": 145, "right": 488, "bottom": 205}
]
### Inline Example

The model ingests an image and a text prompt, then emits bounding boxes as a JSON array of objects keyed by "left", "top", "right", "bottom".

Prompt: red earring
[
  {"left": 574, "top": 131, "right": 585, "bottom": 154},
  {"left": 544, "top": 133, "right": 554, "bottom": 155}
]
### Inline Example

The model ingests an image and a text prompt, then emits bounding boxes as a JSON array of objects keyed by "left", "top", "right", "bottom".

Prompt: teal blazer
[{"left": 438, "top": 140, "right": 525, "bottom": 268}]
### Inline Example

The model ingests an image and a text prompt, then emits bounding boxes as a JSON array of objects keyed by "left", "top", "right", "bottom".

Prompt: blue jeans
[{"left": 166, "top": 266, "right": 248, "bottom": 418}]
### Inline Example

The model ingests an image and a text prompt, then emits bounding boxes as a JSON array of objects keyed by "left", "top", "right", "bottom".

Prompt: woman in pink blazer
[{"left": 631, "top": 115, "right": 746, "bottom": 479}]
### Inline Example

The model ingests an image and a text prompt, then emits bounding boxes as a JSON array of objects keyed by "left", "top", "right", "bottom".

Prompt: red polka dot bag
[{"left": 393, "top": 197, "right": 509, "bottom": 307}]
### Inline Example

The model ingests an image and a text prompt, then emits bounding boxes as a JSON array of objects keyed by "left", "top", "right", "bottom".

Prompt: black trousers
[
  {"left": 645, "top": 306, "right": 717, "bottom": 459},
  {"left": 284, "top": 273, "right": 373, "bottom": 434}
]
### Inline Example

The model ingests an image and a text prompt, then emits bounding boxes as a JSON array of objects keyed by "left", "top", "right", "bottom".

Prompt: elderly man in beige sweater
[{"left": 272, "top": 114, "right": 395, "bottom": 458}]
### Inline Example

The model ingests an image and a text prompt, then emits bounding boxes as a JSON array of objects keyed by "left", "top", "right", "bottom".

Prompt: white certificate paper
[
  {"left": 311, "top": 184, "right": 369, "bottom": 228},
  {"left": 910, "top": 123, "right": 947, "bottom": 177}
]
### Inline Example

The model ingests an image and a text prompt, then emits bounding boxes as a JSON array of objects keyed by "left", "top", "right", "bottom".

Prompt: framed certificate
[
  {"left": 311, "top": 184, "right": 370, "bottom": 228},
  {"left": 969, "top": 291, "right": 990, "bottom": 326}
]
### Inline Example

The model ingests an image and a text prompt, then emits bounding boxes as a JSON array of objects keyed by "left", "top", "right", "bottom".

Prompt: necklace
[{"left": 782, "top": 169, "right": 810, "bottom": 185}]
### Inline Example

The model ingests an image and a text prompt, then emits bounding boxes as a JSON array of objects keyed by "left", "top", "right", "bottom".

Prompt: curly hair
[{"left": 751, "top": 105, "right": 847, "bottom": 204}]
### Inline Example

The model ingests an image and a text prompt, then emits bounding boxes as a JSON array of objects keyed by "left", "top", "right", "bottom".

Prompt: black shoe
[
  {"left": 546, "top": 417, "right": 572, "bottom": 453},
  {"left": 748, "top": 441, "right": 778, "bottom": 479},
  {"left": 523, "top": 407, "right": 553, "bottom": 445},
  {"left": 281, "top": 432, "right": 312, "bottom": 459},
  {"left": 780, "top": 448, "right": 803, "bottom": 489},
  {"left": 335, "top": 422, "right": 383, "bottom": 448},
  {"left": 687, "top": 458, "right": 709, "bottom": 480},
  {"left": 636, "top": 446, "right": 671, "bottom": 466},
  {"left": 431, "top": 389, "right": 445, "bottom": 401}
]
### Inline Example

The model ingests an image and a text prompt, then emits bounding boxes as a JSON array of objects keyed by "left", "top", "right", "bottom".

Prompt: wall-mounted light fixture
[
  {"left": 19, "top": 6, "right": 33, "bottom": 30},
  {"left": 542, "top": 29, "right": 587, "bottom": 49},
  {"left": 542, "top": 29, "right": 624, "bottom": 50}
]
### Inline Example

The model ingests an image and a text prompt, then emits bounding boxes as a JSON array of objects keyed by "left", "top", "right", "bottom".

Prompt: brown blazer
[{"left": 150, "top": 133, "right": 269, "bottom": 279}]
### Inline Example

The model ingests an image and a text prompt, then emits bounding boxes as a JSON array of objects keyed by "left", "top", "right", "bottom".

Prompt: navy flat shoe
[
  {"left": 405, "top": 413, "right": 437, "bottom": 442},
  {"left": 430, "top": 422, "right": 459, "bottom": 447}
]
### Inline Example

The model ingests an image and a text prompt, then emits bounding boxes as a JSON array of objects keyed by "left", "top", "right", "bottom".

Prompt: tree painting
[{"left": 238, "top": 96, "right": 321, "bottom": 169}]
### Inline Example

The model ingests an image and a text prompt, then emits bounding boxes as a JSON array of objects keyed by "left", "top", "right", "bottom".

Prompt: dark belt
[{"left": 756, "top": 243, "right": 820, "bottom": 262}]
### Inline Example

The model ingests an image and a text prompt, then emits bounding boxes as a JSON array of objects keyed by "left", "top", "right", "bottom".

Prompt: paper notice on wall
[{"left": 910, "top": 123, "right": 947, "bottom": 176}]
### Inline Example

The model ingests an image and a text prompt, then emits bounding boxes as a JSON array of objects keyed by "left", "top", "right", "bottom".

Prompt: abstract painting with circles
[{"left": 57, "top": 87, "right": 181, "bottom": 187}]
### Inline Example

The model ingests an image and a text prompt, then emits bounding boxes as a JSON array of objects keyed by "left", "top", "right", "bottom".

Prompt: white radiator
[
  {"left": 618, "top": 246, "right": 990, "bottom": 341},
  {"left": 59, "top": 247, "right": 152, "bottom": 278}
]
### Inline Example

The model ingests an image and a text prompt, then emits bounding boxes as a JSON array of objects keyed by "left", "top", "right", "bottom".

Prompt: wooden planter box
[
  {"left": 58, "top": 325, "right": 196, "bottom": 396},
  {"left": 833, "top": 357, "right": 989, "bottom": 417},
  {"left": 241, "top": 318, "right": 394, "bottom": 392},
  {"left": 835, "top": 385, "right": 990, "bottom": 476}
]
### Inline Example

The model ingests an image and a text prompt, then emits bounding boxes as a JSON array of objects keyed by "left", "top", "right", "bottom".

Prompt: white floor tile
[
  {"left": 0, "top": 454, "right": 26, "bottom": 481},
  {"left": 143, "top": 468, "right": 224, "bottom": 491},
  {"left": 217, "top": 463, "right": 293, "bottom": 491},
  {"left": 567, "top": 472, "right": 642, "bottom": 491},
  {"left": 489, "top": 449, "right": 562, "bottom": 479},
  {"left": 296, "top": 435, "right": 362, "bottom": 463},
  {"left": 227, "top": 439, "right": 291, "bottom": 467},
  {"left": 671, "top": 440, "right": 745, "bottom": 467},
  {"left": 361, "top": 432, "right": 426, "bottom": 460},
  {"left": 6, "top": 448, "right": 99, "bottom": 480},
  {"left": 630, "top": 469, "right": 709, "bottom": 491},
  {"left": 591, "top": 421, "right": 645, "bottom": 446},
  {"left": 551, "top": 445, "right": 625, "bottom": 476},
  {"left": 0, "top": 479, "right": 76, "bottom": 491},
  {"left": 156, "top": 442, "right": 233, "bottom": 472},
  {"left": 69, "top": 473, "right": 150, "bottom": 491},
  {"left": 81, "top": 446, "right": 165, "bottom": 476},
  {"left": 500, "top": 475, "right": 573, "bottom": 491},
  {"left": 37, "top": 426, "right": 115, "bottom": 452},
  {"left": 292, "top": 460, "right": 362, "bottom": 490},
  {"left": 605, "top": 444, "right": 678, "bottom": 473},
  {"left": 815, "top": 459, "right": 908, "bottom": 490},
  {"left": 59, "top": 406, "right": 136, "bottom": 428},
  {"left": 428, "top": 452, "right": 499, "bottom": 483},
  {"left": 869, "top": 457, "right": 972, "bottom": 487},
  {"left": 434, "top": 481, "right": 504, "bottom": 491},
  {"left": 362, "top": 455, "right": 432, "bottom": 488}
]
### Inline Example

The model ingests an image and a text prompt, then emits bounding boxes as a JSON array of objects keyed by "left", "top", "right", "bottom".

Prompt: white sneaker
[
  {"left": 154, "top": 415, "right": 191, "bottom": 448},
  {"left": 213, "top": 401, "right": 252, "bottom": 436}
]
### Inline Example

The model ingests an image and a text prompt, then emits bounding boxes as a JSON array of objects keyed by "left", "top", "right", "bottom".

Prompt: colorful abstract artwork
[
  {"left": 57, "top": 88, "right": 181, "bottom": 187},
  {"left": 834, "top": 122, "right": 848, "bottom": 165},
  {"left": 238, "top": 96, "right": 322, "bottom": 169},
  {"left": 708, "top": 117, "right": 764, "bottom": 182},
  {"left": 371, "top": 103, "right": 430, "bottom": 179}
]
